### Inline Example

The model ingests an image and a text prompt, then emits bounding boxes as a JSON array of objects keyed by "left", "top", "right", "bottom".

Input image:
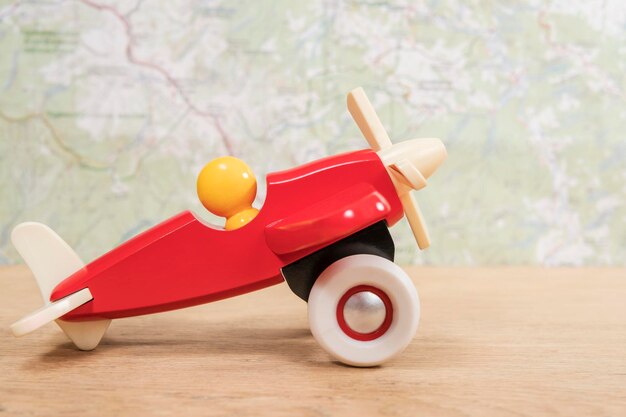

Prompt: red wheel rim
[{"left": 336, "top": 285, "right": 393, "bottom": 341}]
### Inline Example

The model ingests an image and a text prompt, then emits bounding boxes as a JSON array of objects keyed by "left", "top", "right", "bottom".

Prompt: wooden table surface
[{"left": 1, "top": 265, "right": 624, "bottom": 416}]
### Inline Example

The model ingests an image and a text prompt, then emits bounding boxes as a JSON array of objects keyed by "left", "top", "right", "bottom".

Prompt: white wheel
[{"left": 308, "top": 254, "right": 420, "bottom": 367}]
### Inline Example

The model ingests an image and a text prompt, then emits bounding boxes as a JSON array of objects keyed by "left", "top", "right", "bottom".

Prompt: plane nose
[
  {"left": 410, "top": 138, "right": 447, "bottom": 179},
  {"left": 378, "top": 138, "right": 448, "bottom": 180}
]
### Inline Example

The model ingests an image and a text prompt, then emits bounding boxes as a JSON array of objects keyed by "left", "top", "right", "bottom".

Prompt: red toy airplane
[{"left": 9, "top": 88, "right": 447, "bottom": 366}]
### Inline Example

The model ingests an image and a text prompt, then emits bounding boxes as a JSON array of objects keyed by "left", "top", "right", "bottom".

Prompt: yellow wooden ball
[{"left": 196, "top": 156, "right": 258, "bottom": 220}]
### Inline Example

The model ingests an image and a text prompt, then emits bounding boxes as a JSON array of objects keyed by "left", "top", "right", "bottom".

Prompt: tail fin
[{"left": 11, "top": 222, "right": 110, "bottom": 350}]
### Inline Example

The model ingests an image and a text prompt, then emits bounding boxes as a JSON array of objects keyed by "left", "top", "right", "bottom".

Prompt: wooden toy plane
[{"left": 9, "top": 88, "right": 446, "bottom": 366}]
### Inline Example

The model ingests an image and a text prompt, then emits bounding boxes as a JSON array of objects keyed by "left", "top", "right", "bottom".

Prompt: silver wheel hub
[{"left": 343, "top": 291, "right": 386, "bottom": 334}]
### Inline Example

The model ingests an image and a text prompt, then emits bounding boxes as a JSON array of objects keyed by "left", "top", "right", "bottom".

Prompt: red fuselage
[{"left": 51, "top": 149, "right": 404, "bottom": 320}]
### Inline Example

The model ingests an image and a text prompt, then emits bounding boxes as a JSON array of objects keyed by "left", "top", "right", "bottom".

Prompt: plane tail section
[{"left": 10, "top": 222, "right": 110, "bottom": 350}]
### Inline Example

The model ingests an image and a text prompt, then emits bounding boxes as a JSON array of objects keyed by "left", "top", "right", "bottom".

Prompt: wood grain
[{"left": 1, "top": 265, "right": 625, "bottom": 416}]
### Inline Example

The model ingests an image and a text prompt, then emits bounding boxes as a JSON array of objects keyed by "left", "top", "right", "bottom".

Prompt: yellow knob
[{"left": 197, "top": 156, "right": 259, "bottom": 230}]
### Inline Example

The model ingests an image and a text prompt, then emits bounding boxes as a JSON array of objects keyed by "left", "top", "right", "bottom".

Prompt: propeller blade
[
  {"left": 391, "top": 159, "right": 427, "bottom": 190},
  {"left": 399, "top": 192, "right": 431, "bottom": 250},
  {"left": 347, "top": 87, "right": 393, "bottom": 151},
  {"left": 347, "top": 87, "right": 445, "bottom": 251}
]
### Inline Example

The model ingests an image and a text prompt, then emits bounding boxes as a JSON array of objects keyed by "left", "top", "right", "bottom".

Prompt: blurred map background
[{"left": 1, "top": 0, "right": 624, "bottom": 265}]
